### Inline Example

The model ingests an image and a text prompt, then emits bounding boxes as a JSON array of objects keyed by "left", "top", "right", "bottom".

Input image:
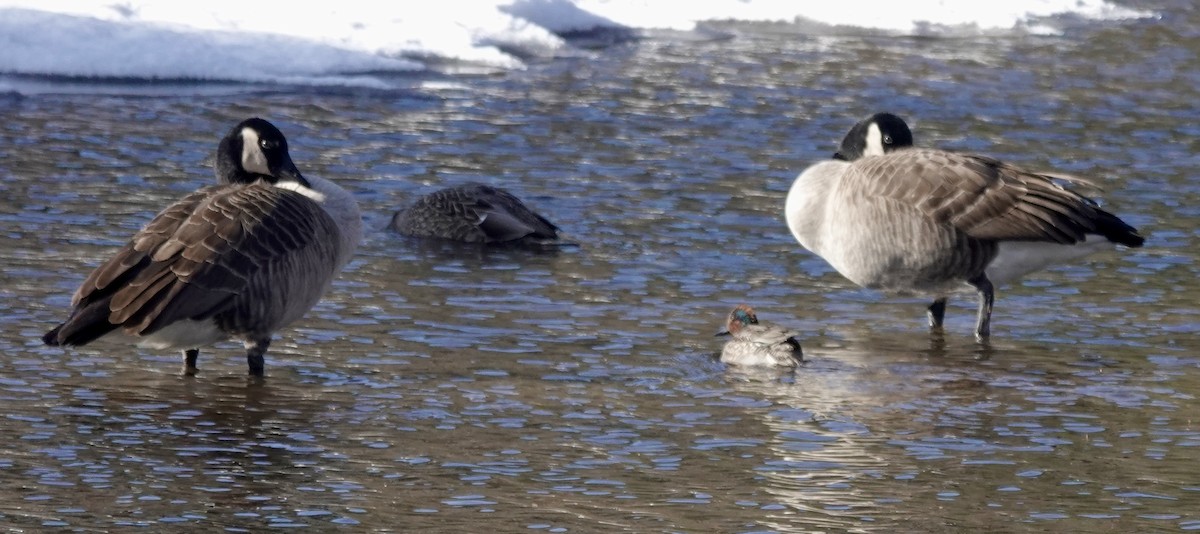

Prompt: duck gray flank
[{"left": 718, "top": 304, "right": 803, "bottom": 368}]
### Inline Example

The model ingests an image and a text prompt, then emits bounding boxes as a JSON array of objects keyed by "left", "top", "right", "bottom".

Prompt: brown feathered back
[
  {"left": 846, "top": 149, "right": 1143, "bottom": 247},
  {"left": 57, "top": 182, "right": 340, "bottom": 343}
]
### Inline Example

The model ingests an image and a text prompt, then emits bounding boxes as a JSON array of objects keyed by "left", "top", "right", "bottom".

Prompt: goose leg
[
  {"left": 927, "top": 298, "right": 947, "bottom": 328},
  {"left": 183, "top": 349, "right": 199, "bottom": 376},
  {"left": 967, "top": 274, "right": 994, "bottom": 341},
  {"left": 245, "top": 338, "right": 271, "bottom": 377}
]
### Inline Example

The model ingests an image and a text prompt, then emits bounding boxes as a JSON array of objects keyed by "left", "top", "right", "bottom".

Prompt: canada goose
[
  {"left": 716, "top": 304, "right": 803, "bottom": 367},
  {"left": 43, "top": 118, "right": 363, "bottom": 376},
  {"left": 786, "top": 113, "right": 1144, "bottom": 340},
  {"left": 390, "top": 182, "right": 563, "bottom": 245}
]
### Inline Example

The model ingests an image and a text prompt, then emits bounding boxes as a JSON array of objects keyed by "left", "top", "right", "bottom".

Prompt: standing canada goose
[
  {"left": 390, "top": 182, "right": 563, "bottom": 245},
  {"left": 716, "top": 304, "right": 804, "bottom": 367},
  {"left": 785, "top": 113, "right": 1144, "bottom": 340},
  {"left": 43, "top": 118, "right": 363, "bottom": 376}
]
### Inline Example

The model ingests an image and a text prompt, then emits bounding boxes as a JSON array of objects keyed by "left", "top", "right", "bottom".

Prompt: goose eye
[
  {"left": 260, "top": 138, "right": 276, "bottom": 150},
  {"left": 883, "top": 135, "right": 893, "bottom": 145}
]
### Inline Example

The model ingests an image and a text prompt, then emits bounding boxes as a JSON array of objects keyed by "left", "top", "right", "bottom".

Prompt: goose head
[
  {"left": 216, "top": 117, "right": 309, "bottom": 188},
  {"left": 833, "top": 112, "right": 914, "bottom": 161}
]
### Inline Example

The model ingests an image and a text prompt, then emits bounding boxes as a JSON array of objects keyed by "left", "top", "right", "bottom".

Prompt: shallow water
[{"left": 3, "top": 2, "right": 1200, "bottom": 532}]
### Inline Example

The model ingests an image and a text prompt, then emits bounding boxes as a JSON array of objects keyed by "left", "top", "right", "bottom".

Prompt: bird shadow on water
[
  {"left": 91, "top": 369, "right": 343, "bottom": 429},
  {"left": 359, "top": 231, "right": 581, "bottom": 282},
  {"left": 811, "top": 326, "right": 996, "bottom": 366}
]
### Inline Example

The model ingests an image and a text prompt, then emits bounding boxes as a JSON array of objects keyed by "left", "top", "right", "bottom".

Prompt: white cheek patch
[
  {"left": 240, "top": 127, "right": 271, "bottom": 175},
  {"left": 275, "top": 180, "right": 327, "bottom": 203},
  {"left": 864, "top": 122, "right": 885, "bottom": 156}
]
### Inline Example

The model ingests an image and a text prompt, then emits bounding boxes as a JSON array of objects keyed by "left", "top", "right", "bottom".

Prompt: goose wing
[
  {"left": 74, "top": 183, "right": 340, "bottom": 336},
  {"left": 848, "top": 149, "right": 1139, "bottom": 245},
  {"left": 471, "top": 185, "right": 559, "bottom": 242}
]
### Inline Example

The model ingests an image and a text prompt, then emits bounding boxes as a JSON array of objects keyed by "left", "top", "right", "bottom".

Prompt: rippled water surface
[{"left": 3, "top": 3, "right": 1200, "bottom": 532}]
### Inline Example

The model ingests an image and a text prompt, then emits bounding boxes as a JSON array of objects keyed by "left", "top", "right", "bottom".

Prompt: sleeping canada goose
[
  {"left": 716, "top": 304, "right": 803, "bottom": 367},
  {"left": 390, "top": 182, "right": 563, "bottom": 245},
  {"left": 785, "top": 112, "right": 1144, "bottom": 340},
  {"left": 43, "top": 118, "right": 362, "bottom": 376}
]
